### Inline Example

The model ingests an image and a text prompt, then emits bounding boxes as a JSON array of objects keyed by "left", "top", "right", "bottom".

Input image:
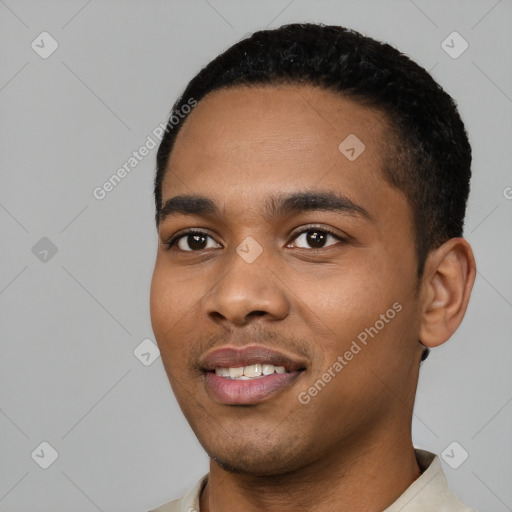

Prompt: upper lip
[{"left": 200, "top": 345, "right": 307, "bottom": 372}]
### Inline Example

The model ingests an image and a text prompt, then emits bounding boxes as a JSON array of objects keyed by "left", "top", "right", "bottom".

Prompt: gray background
[{"left": 1, "top": 0, "right": 511, "bottom": 510}]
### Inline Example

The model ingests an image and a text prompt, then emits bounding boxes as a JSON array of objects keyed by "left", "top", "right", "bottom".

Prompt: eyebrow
[{"left": 158, "top": 191, "right": 371, "bottom": 224}]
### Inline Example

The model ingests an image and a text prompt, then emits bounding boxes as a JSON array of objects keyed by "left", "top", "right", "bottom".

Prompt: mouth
[
  {"left": 200, "top": 345, "right": 307, "bottom": 405},
  {"left": 212, "top": 363, "right": 289, "bottom": 379}
]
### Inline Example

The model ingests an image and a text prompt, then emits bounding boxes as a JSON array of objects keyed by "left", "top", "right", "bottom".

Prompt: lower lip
[{"left": 203, "top": 371, "right": 303, "bottom": 405}]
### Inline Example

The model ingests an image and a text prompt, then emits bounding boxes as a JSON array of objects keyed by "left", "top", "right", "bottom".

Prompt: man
[{"left": 149, "top": 23, "right": 476, "bottom": 511}]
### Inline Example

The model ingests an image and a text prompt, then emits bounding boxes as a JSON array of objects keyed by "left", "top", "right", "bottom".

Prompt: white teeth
[
  {"left": 244, "top": 363, "right": 262, "bottom": 377},
  {"left": 262, "top": 364, "right": 275, "bottom": 375},
  {"left": 229, "top": 367, "right": 244, "bottom": 379},
  {"left": 215, "top": 363, "right": 288, "bottom": 379}
]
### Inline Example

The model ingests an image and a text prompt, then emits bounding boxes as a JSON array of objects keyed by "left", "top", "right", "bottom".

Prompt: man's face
[{"left": 150, "top": 85, "right": 423, "bottom": 475}]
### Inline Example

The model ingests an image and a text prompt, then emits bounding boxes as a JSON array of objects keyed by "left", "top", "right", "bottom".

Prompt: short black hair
[{"left": 154, "top": 23, "right": 471, "bottom": 277}]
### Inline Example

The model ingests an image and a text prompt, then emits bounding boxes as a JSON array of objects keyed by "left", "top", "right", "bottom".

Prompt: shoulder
[
  {"left": 384, "top": 449, "right": 477, "bottom": 512},
  {"left": 148, "top": 498, "right": 181, "bottom": 512},
  {"left": 147, "top": 474, "right": 208, "bottom": 512}
]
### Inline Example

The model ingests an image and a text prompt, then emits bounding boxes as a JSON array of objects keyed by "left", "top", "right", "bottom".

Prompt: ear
[{"left": 419, "top": 238, "right": 476, "bottom": 348}]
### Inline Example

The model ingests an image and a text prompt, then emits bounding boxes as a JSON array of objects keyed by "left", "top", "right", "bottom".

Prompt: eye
[
  {"left": 164, "top": 227, "right": 345, "bottom": 252},
  {"left": 165, "top": 230, "right": 221, "bottom": 252},
  {"left": 289, "top": 227, "right": 345, "bottom": 249}
]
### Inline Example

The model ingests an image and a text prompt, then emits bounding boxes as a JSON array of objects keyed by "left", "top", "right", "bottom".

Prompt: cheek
[
  {"left": 150, "top": 258, "right": 216, "bottom": 378},
  {"left": 150, "top": 260, "right": 197, "bottom": 347},
  {"left": 293, "top": 261, "right": 393, "bottom": 333},
  {"left": 149, "top": 263, "right": 171, "bottom": 335},
  {"left": 291, "top": 251, "right": 415, "bottom": 373}
]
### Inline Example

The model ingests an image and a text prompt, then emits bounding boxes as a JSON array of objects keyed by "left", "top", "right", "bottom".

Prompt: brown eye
[
  {"left": 184, "top": 234, "right": 208, "bottom": 250},
  {"left": 167, "top": 231, "right": 221, "bottom": 252},
  {"left": 292, "top": 229, "right": 342, "bottom": 249}
]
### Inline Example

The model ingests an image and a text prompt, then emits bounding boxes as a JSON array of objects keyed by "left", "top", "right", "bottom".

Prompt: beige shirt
[{"left": 149, "top": 449, "right": 476, "bottom": 512}]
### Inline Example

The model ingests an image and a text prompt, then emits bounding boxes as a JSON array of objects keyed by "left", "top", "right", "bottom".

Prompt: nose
[{"left": 202, "top": 250, "right": 290, "bottom": 326}]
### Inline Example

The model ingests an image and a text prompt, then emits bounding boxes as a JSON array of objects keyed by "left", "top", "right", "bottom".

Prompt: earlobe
[{"left": 419, "top": 238, "right": 476, "bottom": 348}]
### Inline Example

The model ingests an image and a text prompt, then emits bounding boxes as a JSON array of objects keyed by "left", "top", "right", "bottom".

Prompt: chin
[
  {"left": 210, "top": 452, "right": 300, "bottom": 476},
  {"left": 202, "top": 435, "right": 314, "bottom": 477}
]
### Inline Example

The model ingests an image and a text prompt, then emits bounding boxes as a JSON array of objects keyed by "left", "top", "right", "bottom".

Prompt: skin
[{"left": 150, "top": 84, "right": 476, "bottom": 512}]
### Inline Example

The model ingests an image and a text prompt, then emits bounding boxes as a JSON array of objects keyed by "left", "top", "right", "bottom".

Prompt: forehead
[{"left": 162, "top": 84, "right": 396, "bottom": 217}]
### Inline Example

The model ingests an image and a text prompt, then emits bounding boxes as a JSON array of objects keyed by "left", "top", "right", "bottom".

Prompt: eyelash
[{"left": 163, "top": 225, "right": 347, "bottom": 252}]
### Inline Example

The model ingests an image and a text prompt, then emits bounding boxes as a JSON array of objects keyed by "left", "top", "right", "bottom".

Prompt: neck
[{"left": 199, "top": 426, "right": 421, "bottom": 512}]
